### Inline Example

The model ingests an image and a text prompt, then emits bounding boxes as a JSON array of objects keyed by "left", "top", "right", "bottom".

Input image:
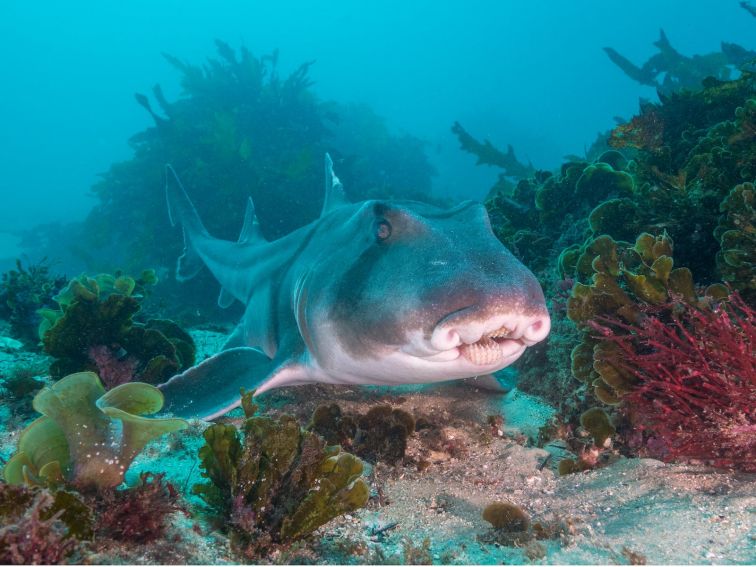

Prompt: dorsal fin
[
  {"left": 238, "top": 196, "right": 264, "bottom": 244},
  {"left": 217, "top": 288, "right": 235, "bottom": 309},
  {"left": 218, "top": 197, "right": 264, "bottom": 308},
  {"left": 321, "top": 153, "right": 348, "bottom": 216},
  {"left": 165, "top": 164, "right": 208, "bottom": 282}
]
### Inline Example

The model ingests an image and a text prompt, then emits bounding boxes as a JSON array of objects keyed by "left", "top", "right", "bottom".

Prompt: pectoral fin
[
  {"left": 158, "top": 347, "right": 310, "bottom": 420},
  {"left": 461, "top": 374, "right": 508, "bottom": 393}
]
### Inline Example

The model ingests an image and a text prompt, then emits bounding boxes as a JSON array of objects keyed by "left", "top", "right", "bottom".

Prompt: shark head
[{"left": 289, "top": 198, "right": 550, "bottom": 388}]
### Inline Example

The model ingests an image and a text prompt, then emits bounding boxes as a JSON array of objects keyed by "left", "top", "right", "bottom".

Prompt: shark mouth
[{"left": 458, "top": 324, "right": 525, "bottom": 366}]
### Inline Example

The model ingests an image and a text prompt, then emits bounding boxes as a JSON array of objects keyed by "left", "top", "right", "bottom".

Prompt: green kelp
[
  {"left": 2, "top": 371, "right": 187, "bottom": 490},
  {"left": 39, "top": 271, "right": 195, "bottom": 386},
  {"left": 195, "top": 392, "right": 369, "bottom": 558}
]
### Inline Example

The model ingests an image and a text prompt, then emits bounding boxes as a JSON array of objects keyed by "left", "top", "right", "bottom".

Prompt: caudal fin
[{"left": 165, "top": 165, "right": 208, "bottom": 281}]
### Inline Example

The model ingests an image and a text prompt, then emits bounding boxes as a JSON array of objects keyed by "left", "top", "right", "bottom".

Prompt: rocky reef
[{"left": 455, "top": 67, "right": 756, "bottom": 474}]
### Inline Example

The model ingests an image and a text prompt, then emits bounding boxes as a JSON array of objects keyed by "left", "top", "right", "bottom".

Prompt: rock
[{"left": 0, "top": 336, "right": 23, "bottom": 352}]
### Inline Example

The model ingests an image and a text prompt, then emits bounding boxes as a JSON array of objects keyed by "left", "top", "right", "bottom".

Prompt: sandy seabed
[{"left": 1, "top": 328, "right": 754, "bottom": 565}]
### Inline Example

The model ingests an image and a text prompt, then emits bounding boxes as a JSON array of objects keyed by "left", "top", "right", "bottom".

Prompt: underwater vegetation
[
  {"left": 0, "top": 369, "right": 188, "bottom": 564},
  {"left": 95, "top": 472, "right": 182, "bottom": 544},
  {"left": 194, "top": 392, "right": 369, "bottom": 559},
  {"left": 482, "top": 500, "right": 530, "bottom": 532},
  {"left": 591, "top": 293, "right": 755, "bottom": 471},
  {"left": 3, "top": 371, "right": 187, "bottom": 489},
  {"left": 37, "top": 270, "right": 195, "bottom": 386},
  {"left": 0, "top": 483, "right": 91, "bottom": 564},
  {"left": 309, "top": 403, "right": 416, "bottom": 465},
  {"left": 56, "top": 40, "right": 434, "bottom": 292},
  {"left": 1, "top": 455, "right": 184, "bottom": 564},
  {"left": 451, "top": 121, "right": 535, "bottom": 180},
  {"left": 457, "top": 65, "right": 756, "bottom": 470},
  {"left": 743, "top": 0, "right": 756, "bottom": 19},
  {"left": 0, "top": 259, "right": 66, "bottom": 347},
  {"left": 604, "top": 28, "right": 756, "bottom": 94}
]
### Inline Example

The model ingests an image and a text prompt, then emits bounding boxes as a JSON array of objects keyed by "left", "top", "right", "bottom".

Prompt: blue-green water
[{"left": 0, "top": 2, "right": 754, "bottom": 565}]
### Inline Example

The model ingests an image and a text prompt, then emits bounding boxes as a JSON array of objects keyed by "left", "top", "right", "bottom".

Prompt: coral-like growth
[
  {"left": 194, "top": 392, "right": 369, "bottom": 557},
  {"left": 39, "top": 271, "right": 195, "bottom": 385},
  {"left": 0, "top": 258, "right": 66, "bottom": 347},
  {"left": 309, "top": 403, "right": 415, "bottom": 465},
  {"left": 591, "top": 293, "right": 755, "bottom": 471},
  {"left": 483, "top": 152, "right": 632, "bottom": 257},
  {"left": 2, "top": 372, "right": 187, "bottom": 489},
  {"left": 0, "top": 484, "right": 92, "bottom": 564},
  {"left": 563, "top": 232, "right": 724, "bottom": 404},
  {"left": 97, "top": 473, "right": 180, "bottom": 543}
]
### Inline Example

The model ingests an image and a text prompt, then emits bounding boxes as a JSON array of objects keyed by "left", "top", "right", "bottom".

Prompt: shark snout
[{"left": 431, "top": 308, "right": 550, "bottom": 351}]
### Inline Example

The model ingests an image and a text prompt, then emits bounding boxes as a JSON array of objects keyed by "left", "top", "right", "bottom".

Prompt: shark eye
[{"left": 375, "top": 219, "right": 392, "bottom": 241}]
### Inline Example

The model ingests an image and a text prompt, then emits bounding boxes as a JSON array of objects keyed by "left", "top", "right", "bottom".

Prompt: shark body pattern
[{"left": 159, "top": 156, "right": 550, "bottom": 419}]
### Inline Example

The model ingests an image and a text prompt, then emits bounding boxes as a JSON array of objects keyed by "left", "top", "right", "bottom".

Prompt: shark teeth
[
  {"left": 459, "top": 338, "right": 504, "bottom": 365},
  {"left": 485, "top": 325, "right": 514, "bottom": 340},
  {"left": 459, "top": 325, "right": 523, "bottom": 365}
]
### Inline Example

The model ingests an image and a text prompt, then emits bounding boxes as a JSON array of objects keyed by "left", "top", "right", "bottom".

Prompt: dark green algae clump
[{"left": 38, "top": 270, "right": 196, "bottom": 387}]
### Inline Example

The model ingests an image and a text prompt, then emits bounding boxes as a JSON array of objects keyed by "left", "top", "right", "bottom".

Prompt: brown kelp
[{"left": 604, "top": 29, "right": 756, "bottom": 93}]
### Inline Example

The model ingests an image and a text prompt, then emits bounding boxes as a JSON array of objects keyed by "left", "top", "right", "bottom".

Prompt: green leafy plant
[{"left": 2, "top": 371, "right": 187, "bottom": 490}]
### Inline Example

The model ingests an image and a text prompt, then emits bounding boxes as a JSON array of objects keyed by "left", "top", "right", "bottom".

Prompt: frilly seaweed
[{"left": 2, "top": 371, "right": 187, "bottom": 490}]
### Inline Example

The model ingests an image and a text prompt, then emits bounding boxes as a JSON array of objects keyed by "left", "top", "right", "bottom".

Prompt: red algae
[{"left": 591, "top": 292, "right": 755, "bottom": 470}]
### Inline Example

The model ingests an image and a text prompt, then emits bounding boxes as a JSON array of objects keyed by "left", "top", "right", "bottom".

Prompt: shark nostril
[
  {"left": 523, "top": 316, "right": 550, "bottom": 343},
  {"left": 444, "top": 329, "right": 461, "bottom": 348}
]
